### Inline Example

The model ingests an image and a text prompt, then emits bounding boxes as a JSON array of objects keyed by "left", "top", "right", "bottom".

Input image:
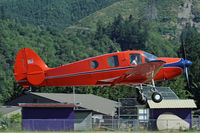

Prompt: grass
[{"left": 0, "top": 131, "right": 199, "bottom": 133}]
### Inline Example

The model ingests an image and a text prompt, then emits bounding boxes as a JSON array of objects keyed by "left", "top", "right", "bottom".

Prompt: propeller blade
[
  {"left": 181, "top": 40, "right": 191, "bottom": 89},
  {"left": 185, "top": 67, "right": 190, "bottom": 88}
]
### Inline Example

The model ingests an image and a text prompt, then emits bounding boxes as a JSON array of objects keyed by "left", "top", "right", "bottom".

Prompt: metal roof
[
  {"left": 148, "top": 99, "right": 197, "bottom": 109},
  {"left": 0, "top": 106, "right": 21, "bottom": 115},
  {"left": 143, "top": 86, "right": 179, "bottom": 100},
  {"left": 31, "top": 93, "right": 117, "bottom": 116},
  {"left": 19, "top": 103, "right": 76, "bottom": 108}
]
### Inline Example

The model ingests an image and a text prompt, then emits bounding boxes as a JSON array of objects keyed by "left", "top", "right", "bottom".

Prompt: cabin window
[
  {"left": 90, "top": 60, "right": 98, "bottom": 69},
  {"left": 130, "top": 53, "right": 142, "bottom": 65},
  {"left": 143, "top": 51, "right": 158, "bottom": 62},
  {"left": 108, "top": 55, "right": 119, "bottom": 67}
]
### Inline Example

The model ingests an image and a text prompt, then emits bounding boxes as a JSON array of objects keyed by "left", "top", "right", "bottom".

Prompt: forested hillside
[
  {"left": 0, "top": 0, "right": 121, "bottom": 29},
  {"left": 68, "top": 0, "right": 184, "bottom": 33},
  {"left": 0, "top": 0, "right": 200, "bottom": 107}
]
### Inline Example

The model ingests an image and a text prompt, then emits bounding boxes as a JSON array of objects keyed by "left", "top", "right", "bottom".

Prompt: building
[
  {"left": 6, "top": 92, "right": 117, "bottom": 116},
  {"left": 148, "top": 99, "right": 197, "bottom": 130},
  {"left": 117, "top": 87, "right": 197, "bottom": 131},
  {"left": 19, "top": 103, "right": 75, "bottom": 131},
  {"left": 0, "top": 106, "right": 21, "bottom": 117},
  {"left": 3, "top": 87, "right": 197, "bottom": 131},
  {"left": 5, "top": 92, "right": 118, "bottom": 130}
]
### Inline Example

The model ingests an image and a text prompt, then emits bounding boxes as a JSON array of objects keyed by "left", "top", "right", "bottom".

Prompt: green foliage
[
  {"left": 0, "top": 113, "right": 21, "bottom": 131},
  {"left": 68, "top": 0, "right": 184, "bottom": 37},
  {"left": 0, "top": 13, "right": 195, "bottom": 103},
  {"left": 192, "top": 0, "right": 200, "bottom": 23},
  {"left": 0, "top": 19, "right": 100, "bottom": 102},
  {"left": 0, "top": 0, "right": 199, "bottom": 106},
  {"left": 69, "top": 0, "right": 146, "bottom": 31},
  {"left": 0, "top": 0, "right": 121, "bottom": 29},
  {"left": 179, "top": 24, "right": 200, "bottom": 106},
  {"left": 155, "top": 0, "right": 184, "bottom": 23},
  {"left": 9, "top": 113, "right": 21, "bottom": 121},
  {"left": 145, "top": 31, "right": 177, "bottom": 57},
  {"left": 159, "top": 76, "right": 192, "bottom": 99},
  {"left": 94, "top": 15, "right": 177, "bottom": 57}
]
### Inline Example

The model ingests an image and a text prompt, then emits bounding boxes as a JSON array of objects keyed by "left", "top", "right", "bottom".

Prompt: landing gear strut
[
  {"left": 136, "top": 84, "right": 147, "bottom": 105},
  {"left": 136, "top": 79, "right": 163, "bottom": 104},
  {"left": 151, "top": 78, "right": 163, "bottom": 103}
]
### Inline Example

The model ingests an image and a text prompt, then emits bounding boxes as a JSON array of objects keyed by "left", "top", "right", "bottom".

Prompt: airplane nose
[
  {"left": 184, "top": 60, "right": 192, "bottom": 67},
  {"left": 162, "top": 58, "right": 192, "bottom": 70}
]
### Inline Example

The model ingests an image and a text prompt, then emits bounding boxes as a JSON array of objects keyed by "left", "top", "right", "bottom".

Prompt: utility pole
[{"left": 73, "top": 86, "right": 76, "bottom": 109}]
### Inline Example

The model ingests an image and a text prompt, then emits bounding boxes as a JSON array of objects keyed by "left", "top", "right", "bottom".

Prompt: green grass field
[{"left": 0, "top": 131, "right": 199, "bottom": 133}]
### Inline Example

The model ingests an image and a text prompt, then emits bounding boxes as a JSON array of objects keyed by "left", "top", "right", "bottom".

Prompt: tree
[{"left": 179, "top": 24, "right": 200, "bottom": 107}]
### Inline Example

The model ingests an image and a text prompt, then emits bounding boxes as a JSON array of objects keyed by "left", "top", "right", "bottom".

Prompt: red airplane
[{"left": 14, "top": 48, "right": 192, "bottom": 104}]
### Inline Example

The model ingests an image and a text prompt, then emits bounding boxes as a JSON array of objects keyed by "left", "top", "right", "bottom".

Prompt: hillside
[
  {"left": 0, "top": 0, "right": 200, "bottom": 107},
  {"left": 0, "top": 18, "right": 122, "bottom": 103},
  {"left": 67, "top": 0, "right": 145, "bottom": 32},
  {"left": 67, "top": 0, "right": 200, "bottom": 36},
  {"left": 0, "top": 0, "right": 121, "bottom": 29}
]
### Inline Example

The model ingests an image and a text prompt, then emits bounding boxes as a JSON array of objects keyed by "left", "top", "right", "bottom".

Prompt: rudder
[{"left": 14, "top": 48, "right": 49, "bottom": 87}]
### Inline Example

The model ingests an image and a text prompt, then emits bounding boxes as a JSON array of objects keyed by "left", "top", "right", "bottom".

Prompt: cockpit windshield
[{"left": 143, "top": 51, "right": 158, "bottom": 62}]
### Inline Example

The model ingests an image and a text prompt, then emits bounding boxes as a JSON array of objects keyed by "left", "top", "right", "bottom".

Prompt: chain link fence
[{"left": 0, "top": 117, "right": 200, "bottom": 131}]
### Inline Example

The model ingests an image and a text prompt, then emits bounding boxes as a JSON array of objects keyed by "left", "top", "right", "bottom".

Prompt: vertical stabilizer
[{"left": 14, "top": 48, "right": 49, "bottom": 87}]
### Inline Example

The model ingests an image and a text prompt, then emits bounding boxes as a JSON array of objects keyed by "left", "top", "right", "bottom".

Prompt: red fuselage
[{"left": 14, "top": 49, "right": 191, "bottom": 87}]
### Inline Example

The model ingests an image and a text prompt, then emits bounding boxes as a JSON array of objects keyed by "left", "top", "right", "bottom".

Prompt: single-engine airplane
[{"left": 14, "top": 48, "right": 192, "bottom": 104}]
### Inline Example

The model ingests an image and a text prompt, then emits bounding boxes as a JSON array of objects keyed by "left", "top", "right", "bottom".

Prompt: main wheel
[
  {"left": 151, "top": 92, "right": 162, "bottom": 103},
  {"left": 137, "top": 94, "right": 147, "bottom": 105}
]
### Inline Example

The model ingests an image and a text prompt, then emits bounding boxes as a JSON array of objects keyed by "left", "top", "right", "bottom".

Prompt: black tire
[
  {"left": 137, "top": 95, "right": 147, "bottom": 105},
  {"left": 151, "top": 92, "right": 162, "bottom": 103}
]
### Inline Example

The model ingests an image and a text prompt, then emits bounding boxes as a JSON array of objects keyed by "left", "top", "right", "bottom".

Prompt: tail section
[{"left": 14, "top": 48, "right": 49, "bottom": 87}]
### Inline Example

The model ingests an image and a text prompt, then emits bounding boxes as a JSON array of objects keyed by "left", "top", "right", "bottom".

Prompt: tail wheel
[{"left": 152, "top": 92, "right": 162, "bottom": 103}]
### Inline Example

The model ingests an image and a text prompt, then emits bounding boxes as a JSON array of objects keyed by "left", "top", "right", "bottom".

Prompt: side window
[
  {"left": 145, "top": 58, "right": 150, "bottom": 63},
  {"left": 90, "top": 60, "right": 98, "bottom": 69},
  {"left": 108, "top": 55, "right": 119, "bottom": 67},
  {"left": 130, "top": 53, "right": 142, "bottom": 65}
]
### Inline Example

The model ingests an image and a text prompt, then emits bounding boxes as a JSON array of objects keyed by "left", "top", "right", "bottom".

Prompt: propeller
[{"left": 181, "top": 40, "right": 192, "bottom": 89}]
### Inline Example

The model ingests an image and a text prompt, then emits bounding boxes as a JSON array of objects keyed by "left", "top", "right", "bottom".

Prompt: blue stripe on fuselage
[{"left": 163, "top": 58, "right": 185, "bottom": 70}]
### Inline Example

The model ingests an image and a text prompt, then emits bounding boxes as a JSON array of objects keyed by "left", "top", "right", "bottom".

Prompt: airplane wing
[{"left": 96, "top": 60, "right": 166, "bottom": 86}]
